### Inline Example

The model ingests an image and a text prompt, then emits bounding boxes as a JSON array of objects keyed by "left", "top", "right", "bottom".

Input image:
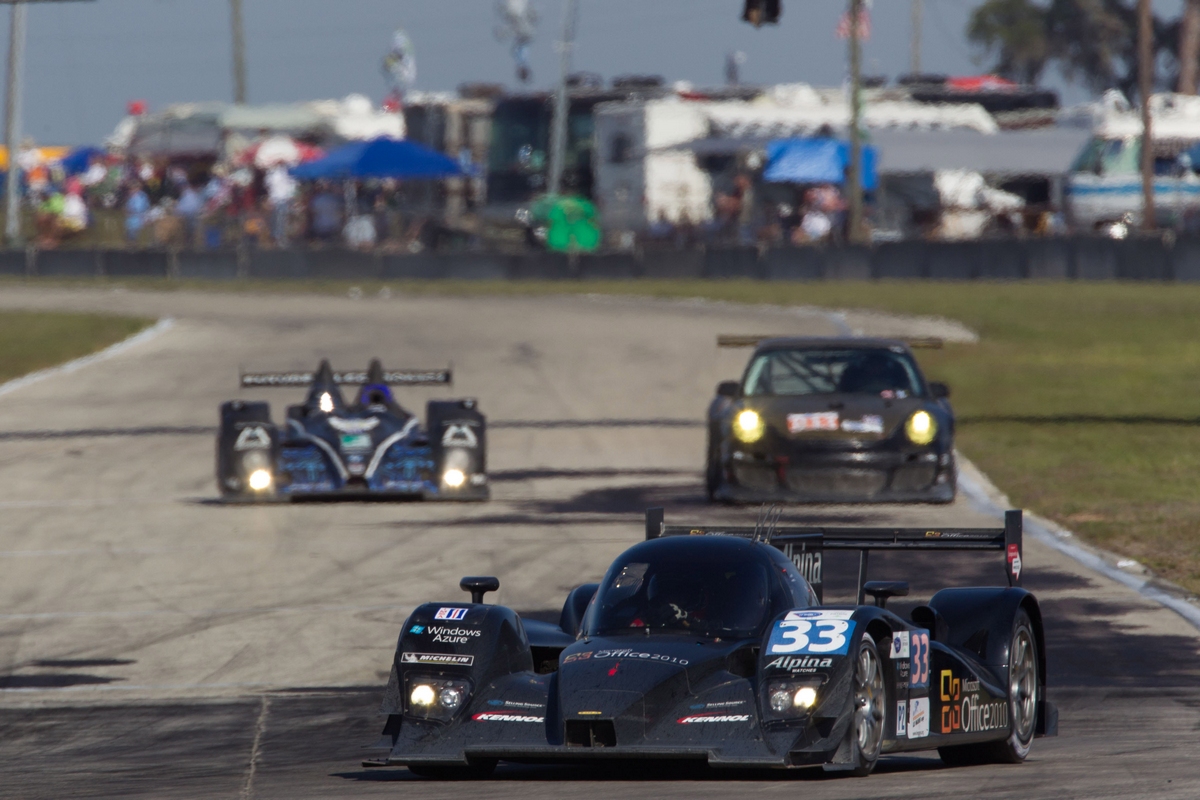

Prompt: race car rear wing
[
  {"left": 644, "top": 507, "right": 1023, "bottom": 603},
  {"left": 717, "top": 334, "right": 944, "bottom": 349},
  {"left": 240, "top": 369, "right": 452, "bottom": 388}
]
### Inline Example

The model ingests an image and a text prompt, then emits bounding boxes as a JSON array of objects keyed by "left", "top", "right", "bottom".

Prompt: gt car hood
[{"left": 745, "top": 393, "right": 926, "bottom": 444}]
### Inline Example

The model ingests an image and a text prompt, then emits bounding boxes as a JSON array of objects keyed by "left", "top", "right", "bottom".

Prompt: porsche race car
[
  {"left": 366, "top": 507, "right": 1056, "bottom": 778},
  {"left": 217, "top": 359, "right": 487, "bottom": 501},
  {"left": 707, "top": 335, "right": 957, "bottom": 504}
]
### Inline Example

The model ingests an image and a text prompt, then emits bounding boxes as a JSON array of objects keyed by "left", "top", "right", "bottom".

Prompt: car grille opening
[
  {"left": 786, "top": 468, "right": 887, "bottom": 497},
  {"left": 565, "top": 719, "right": 617, "bottom": 748}
]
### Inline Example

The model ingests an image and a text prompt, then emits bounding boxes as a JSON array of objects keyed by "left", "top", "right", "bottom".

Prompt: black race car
[
  {"left": 366, "top": 508, "right": 1056, "bottom": 778},
  {"left": 706, "top": 336, "right": 956, "bottom": 504},
  {"left": 217, "top": 359, "right": 487, "bottom": 501}
]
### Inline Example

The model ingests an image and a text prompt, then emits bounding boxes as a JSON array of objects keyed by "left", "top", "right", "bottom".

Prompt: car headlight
[
  {"left": 405, "top": 676, "right": 471, "bottom": 720},
  {"left": 905, "top": 410, "right": 937, "bottom": 446},
  {"left": 443, "top": 468, "right": 466, "bottom": 488},
  {"left": 247, "top": 468, "right": 272, "bottom": 491},
  {"left": 410, "top": 683, "right": 436, "bottom": 707},
  {"left": 765, "top": 677, "right": 823, "bottom": 719},
  {"left": 733, "top": 409, "right": 765, "bottom": 443},
  {"left": 318, "top": 392, "right": 334, "bottom": 413}
]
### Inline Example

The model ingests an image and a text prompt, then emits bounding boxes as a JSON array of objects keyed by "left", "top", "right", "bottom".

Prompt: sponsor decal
[
  {"left": 338, "top": 433, "right": 373, "bottom": 451},
  {"left": 909, "top": 630, "right": 930, "bottom": 688},
  {"left": 896, "top": 700, "right": 907, "bottom": 737},
  {"left": 940, "top": 670, "right": 962, "bottom": 733},
  {"left": 924, "top": 531, "right": 942, "bottom": 538},
  {"left": 676, "top": 713, "right": 752, "bottom": 724},
  {"left": 589, "top": 649, "right": 690, "bottom": 666},
  {"left": 785, "top": 609, "right": 854, "bottom": 621},
  {"left": 787, "top": 411, "right": 839, "bottom": 434},
  {"left": 689, "top": 700, "right": 747, "bottom": 710},
  {"left": 608, "top": 662, "right": 620, "bottom": 676},
  {"left": 423, "top": 625, "right": 482, "bottom": 644},
  {"left": 400, "top": 652, "right": 474, "bottom": 666},
  {"left": 781, "top": 543, "right": 823, "bottom": 588},
  {"left": 487, "top": 699, "right": 544, "bottom": 709},
  {"left": 1008, "top": 544, "right": 1022, "bottom": 582},
  {"left": 472, "top": 712, "right": 543, "bottom": 723},
  {"left": 841, "top": 415, "right": 884, "bottom": 435},
  {"left": 434, "top": 607, "right": 469, "bottom": 621},
  {"left": 234, "top": 426, "right": 272, "bottom": 451},
  {"left": 890, "top": 631, "right": 910, "bottom": 660},
  {"left": 962, "top": 692, "right": 1009, "bottom": 733},
  {"left": 768, "top": 613, "right": 856, "bottom": 656},
  {"left": 577, "top": 710, "right": 603, "bottom": 716},
  {"left": 328, "top": 417, "right": 380, "bottom": 434},
  {"left": 908, "top": 697, "right": 930, "bottom": 738},
  {"left": 764, "top": 655, "right": 834, "bottom": 673},
  {"left": 409, "top": 625, "right": 424, "bottom": 634},
  {"left": 441, "top": 423, "right": 479, "bottom": 448},
  {"left": 562, "top": 652, "right": 592, "bottom": 665}
]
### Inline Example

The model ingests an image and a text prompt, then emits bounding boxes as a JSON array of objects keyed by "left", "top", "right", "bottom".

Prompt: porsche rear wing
[
  {"left": 717, "top": 334, "right": 944, "bottom": 349},
  {"left": 644, "top": 508, "right": 1023, "bottom": 603},
  {"left": 240, "top": 369, "right": 452, "bottom": 388}
]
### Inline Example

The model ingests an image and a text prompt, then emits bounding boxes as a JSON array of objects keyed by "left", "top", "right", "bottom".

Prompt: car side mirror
[
  {"left": 929, "top": 381, "right": 950, "bottom": 400},
  {"left": 460, "top": 576, "right": 499, "bottom": 604},
  {"left": 717, "top": 380, "right": 740, "bottom": 398}
]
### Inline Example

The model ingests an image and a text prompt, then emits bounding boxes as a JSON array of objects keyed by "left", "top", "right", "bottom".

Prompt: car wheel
[
  {"left": 938, "top": 609, "right": 1038, "bottom": 766},
  {"left": 848, "top": 636, "right": 886, "bottom": 777},
  {"left": 407, "top": 758, "right": 497, "bottom": 780}
]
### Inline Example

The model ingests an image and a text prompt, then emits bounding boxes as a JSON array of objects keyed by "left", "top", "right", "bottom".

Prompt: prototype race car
[
  {"left": 366, "top": 508, "right": 1056, "bottom": 778},
  {"left": 707, "top": 335, "right": 956, "bottom": 504},
  {"left": 217, "top": 359, "right": 487, "bottom": 501}
]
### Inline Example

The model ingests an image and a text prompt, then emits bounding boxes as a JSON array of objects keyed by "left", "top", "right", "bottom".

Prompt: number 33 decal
[
  {"left": 909, "top": 630, "right": 930, "bottom": 688},
  {"left": 767, "top": 618, "right": 857, "bottom": 656}
]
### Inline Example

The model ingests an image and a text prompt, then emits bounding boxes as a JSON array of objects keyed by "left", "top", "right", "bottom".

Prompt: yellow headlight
[
  {"left": 410, "top": 684, "right": 436, "bottom": 707},
  {"left": 247, "top": 468, "right": 272, "bottom": 491},
  {"left": 734, "top": 409, "right": 765, "bottom": 443},
  {"left": 905, "top": 410, "right": 937, "bottom": 445},
  {"left": 794, "top": 686, "right": 818, "bottom": 709}
]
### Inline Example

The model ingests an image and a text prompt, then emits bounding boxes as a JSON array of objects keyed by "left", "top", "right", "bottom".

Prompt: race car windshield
[
  {"left": 743, "top": 349, "right": 923, "bottom": 398},
  {"left": 588, "top": 556, "right": 772, "bottom": 638}
]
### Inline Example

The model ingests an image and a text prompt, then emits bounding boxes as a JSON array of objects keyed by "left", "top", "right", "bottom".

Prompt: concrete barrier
[{"left": 5, "top": 237, "right": 1200, "bottom": 282}]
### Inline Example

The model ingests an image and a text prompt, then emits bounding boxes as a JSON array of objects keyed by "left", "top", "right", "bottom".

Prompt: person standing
[
  {"left": 124, "top": 182, "right": 150, "bottom": 245},
  {"left": 265, "top": 165, "right": 297, "bottom": 247}
]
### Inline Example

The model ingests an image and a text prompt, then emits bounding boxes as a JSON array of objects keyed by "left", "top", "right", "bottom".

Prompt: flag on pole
[{"left": 836, "top": 8, "right": 871, "bottom": 40}]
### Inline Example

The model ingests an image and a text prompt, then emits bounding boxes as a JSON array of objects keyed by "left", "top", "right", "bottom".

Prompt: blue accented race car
[{"left": 217, "top": 359, "right": 487, "bottom": 501}]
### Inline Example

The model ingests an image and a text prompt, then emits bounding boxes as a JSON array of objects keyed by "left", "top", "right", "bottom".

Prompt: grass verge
[
  {"left": 2, "top": 277, "right": 1196, "bottom": 592},
  {"left": 0, "top": 311, "right": 154, "bottom": 385}
]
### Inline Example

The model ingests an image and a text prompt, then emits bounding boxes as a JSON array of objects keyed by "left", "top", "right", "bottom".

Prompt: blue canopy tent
[
  {"left": 290, "top": 136, "right": 465, "bottom": 180},
  {"left": 763, "top": 138, "right": 878, "bottom": 191}
]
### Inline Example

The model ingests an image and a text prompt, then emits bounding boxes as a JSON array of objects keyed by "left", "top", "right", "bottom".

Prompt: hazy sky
[{"left": 0, "top": 0, "right": 1140, "bottom": 145}]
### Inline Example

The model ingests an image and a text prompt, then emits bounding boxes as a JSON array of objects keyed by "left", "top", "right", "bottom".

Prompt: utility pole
[
  {"left": 547, "top": 0, "right": 576, "bottom": 197},
  {"left": 1138, "top": 0, "right": 1155, "bottom": 231},
  {"left": 1179, "top": 0, "right": 1200, "bottom": 94},
  {"left": 4, "top": 0, "right": 25, "bottom": 245},
  {"left": 230, "top": 0, "right": 247, "bottom": 103},
  {"left": 910, "top": 0, "right": 921, "bottom": 75},
  {"left": 847, "top": 0, "right": 865, "bottom": 244}
]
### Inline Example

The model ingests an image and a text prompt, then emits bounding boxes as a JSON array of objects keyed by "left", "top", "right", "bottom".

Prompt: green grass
[
  {"left": 3, "top": 277, "right": 1198, "bottom": 591},
  {"left": 0, "top": 311, "right": 154, "bottom": 384}
]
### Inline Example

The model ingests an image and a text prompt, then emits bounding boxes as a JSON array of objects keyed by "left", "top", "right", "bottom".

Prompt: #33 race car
[
  {"left": 707, "top": 335, "right": 957, "bottom": 504},
  {"left": 365, "top": 507, "right": 1057, "bottom": 778},
  {"left": 217, "top": 359, "right": 488, "bottom": 501}
]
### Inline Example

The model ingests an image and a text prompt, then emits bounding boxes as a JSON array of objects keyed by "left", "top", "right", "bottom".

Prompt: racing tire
[
  {"left": 705, "top": 452, "right": 720, "bottom": 502},
  {"left": 406, "top": 759, "right": 497, "bottom": 780},
  {"left": 938, "top": 609, "right": 1038, "bottom": 766},
  {"left": 847, "top": 636, "right": 886, "bottom": 777}
]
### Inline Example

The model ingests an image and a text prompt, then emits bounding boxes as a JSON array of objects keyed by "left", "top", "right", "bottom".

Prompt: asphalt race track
[{"left": 0, "top": 287, "right": 1197, "bottom": 799}]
